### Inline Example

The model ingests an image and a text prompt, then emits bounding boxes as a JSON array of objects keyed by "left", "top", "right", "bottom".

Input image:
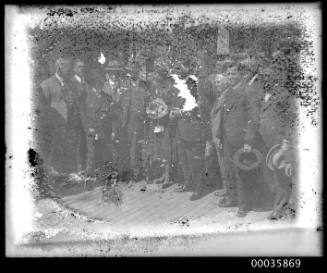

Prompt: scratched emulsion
[{"left": 17, "top": 5, "right": 320, "bottom": 255}]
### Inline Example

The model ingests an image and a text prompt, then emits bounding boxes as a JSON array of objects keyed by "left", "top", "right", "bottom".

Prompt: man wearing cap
[
  {"left": 243, "top": 50, "right": 298, "bottom": 219},
  {"left": 38, "top": 57, "right": 74, "bottom": 173}
]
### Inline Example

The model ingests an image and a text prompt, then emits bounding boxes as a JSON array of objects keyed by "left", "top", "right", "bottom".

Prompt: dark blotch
[{"left": 28, "top": 148, "right": 37, "bottom": 167}]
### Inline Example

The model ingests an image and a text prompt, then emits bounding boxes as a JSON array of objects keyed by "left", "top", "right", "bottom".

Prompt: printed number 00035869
[{"left": 251, "top": 259, "right": 301, "bottom": 268}]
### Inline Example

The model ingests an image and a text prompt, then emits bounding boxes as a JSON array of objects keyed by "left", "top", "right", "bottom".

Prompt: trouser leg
[
  {"left": 221, "top": 144, "right": 238, "bottom": 202},
  {"left": 215, "top": 145, "right": 227, "bottom": 193},
  {"left": 86, "top": 135, "right": 95, "bottom": 175},
  {"left": 274, "top": 170, "right": 293, "bottom": 213},
  {"left": 79, "top": 130, "right": 87, "bottom": 171},
  {"left": 236, "top": 168, "right": 260, "bottom": 211},
  {"left": 50, "top": 116, "right": 70, "bottom": 173},
  {"left": 236, "top": 169, "right": 247, "bottom": 210},
  {"left": 178, "top": 141, "right": 193, "bottom": 187},
  {"left": 187, "top": 143, "right": 206, "bottom": 195}
]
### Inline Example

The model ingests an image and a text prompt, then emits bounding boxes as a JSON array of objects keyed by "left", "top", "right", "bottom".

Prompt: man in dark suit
[
  {"left": 93, "top": 66, "right": 123, "bottom": 171},
  {"left": 69, "top": 59, "right": 88, "bottom": 173},
  {"left": 196, "top": 50, "right": 224, "bottom": 191},
  {"left": 38, "top": 57, "right": 73, "bottom": 173},
  {"left": 119, "top": 69, "right": 147, "bottom": 181},
  {"left": 212, "top": 64, "right": 250, "bottom": 209},
  {"left": 169, "top": 80, "right": 209, "bottom": 200},
  {"left": 243, "top": 52, "right": 297, "bottom": 219}
]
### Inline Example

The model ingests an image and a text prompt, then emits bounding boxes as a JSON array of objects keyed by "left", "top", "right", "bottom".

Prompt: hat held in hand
[
  {"left": 233, "top": 148, "right": 263, "bottom": 171},
  {"left": 266, "top": 142, "right": 295, "bottom": 177}
]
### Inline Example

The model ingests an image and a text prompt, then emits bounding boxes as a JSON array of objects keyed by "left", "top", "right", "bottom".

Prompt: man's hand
[
  {"left": 281, "top": 139, "right": 290, "bottom": 151},
  {"left": 243, "top": 144, "right": 252, "bottom": 152},
  {"left": 205, "top": 141, "right": 214, "bottom": 157},
  {"left": 169, "top": 108, "right": 182, "bottom": 119},
  {"left": 213, "top": 137, "right": 222, "bottom": 149}
]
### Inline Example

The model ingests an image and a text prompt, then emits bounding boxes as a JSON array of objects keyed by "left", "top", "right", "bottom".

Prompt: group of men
[
  {"left": 195, "top": 48, "right": 297, "bottom": 219},
  {"left": 35, "top": 45, "right": 297, "bottom": 220}
]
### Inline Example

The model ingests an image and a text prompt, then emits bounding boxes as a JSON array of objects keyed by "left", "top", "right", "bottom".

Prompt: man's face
[
  {"left": 59, "top": 60, "right": 71, "bottom": 78},
  {"left": 73, "top": 61, "right": 85, "bottom": 76},
  {"left": 226, "top": 66, "right": 240, "bottom": 86}
]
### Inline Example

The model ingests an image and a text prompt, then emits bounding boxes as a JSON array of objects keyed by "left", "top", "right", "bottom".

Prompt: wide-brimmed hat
[{"left": 233, "top": 148, "right": 263, "bottom": 172}]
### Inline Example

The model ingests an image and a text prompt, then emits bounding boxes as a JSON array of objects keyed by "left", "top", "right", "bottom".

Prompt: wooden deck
[{"left": 63, "top": 181, "right": 225, "bottom": 224}]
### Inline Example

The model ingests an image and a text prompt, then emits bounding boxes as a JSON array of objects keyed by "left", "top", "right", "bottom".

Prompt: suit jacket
[
  {"left": 68, "top": 76, "right": 88, "bottom": 130},
  {"left": 94, "top": 92, "right": 122, "bottom": 139},
  {"left": 197, "top": 74, "right": 220, "bottom": 142},
  {"left": 119, "top": 82, "right": 146, "bottom": 128},
  {"left": 176, "top": 109, "right": 207, "bottom": 144},
  {"left": 212, "top": 78, "right": 249, "bottom": 146},
  {"left": 40, "top": 75, "right": 70, "bottom": 122},
  {"left": 244, "top": 78, "right": 297, "bottom": 148},
  {"left": 80, "top": 86, "right": 102, "bottom": 133}
]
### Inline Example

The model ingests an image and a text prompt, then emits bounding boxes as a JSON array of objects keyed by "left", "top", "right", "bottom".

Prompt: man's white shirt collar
[
  {"left": 55, "top": 73, "right": 64, "bottom": 86},
  {"left": 248, "top": 74, "right": 258, "bottom": 86},
  {"left": 74, "top": 74, "right": 84, "bottom": 84},
  {"left": 232, "top": 80, "right": 243, "bottom": 90}
]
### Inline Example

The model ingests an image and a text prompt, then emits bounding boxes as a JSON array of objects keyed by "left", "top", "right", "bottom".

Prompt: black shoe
[
  {"left": 162, "top": 182, "right": 173, "bottom": 189},
  {"left": 267, "top": 211, "right": 283, "bottom": 220},
  {"left": 236, "top": 209, "right": 248, "bottom": 217},
  {"left": 215, "top": 190, "right": 228, "bottom": 197},
  {"left": 218, "top": 198, "right": 238, "bottom": 207},
  {"left": 190, "top": 192, "right": 202, "bottom": 201},
  {"left": 174, "top": 184, "right": 192, "bottom": 192},
  {"left": 146, "top": 179, "right": 153, "bottom": 184}
]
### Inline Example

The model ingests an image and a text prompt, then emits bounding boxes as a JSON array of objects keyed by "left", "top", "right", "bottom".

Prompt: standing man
[
  {"left": 196, "top": 49, "right": 224, "bottom": 190},
  {"left": 119, "top": 68, "right": 147, "bottom": 181},
  {"left": 169, "top": 90, "right": 208, "bottom": 200},
  {"left": 93, "top": 66, "right": 123, "bottom": 171},
  {"left": 211, "top": 63, "right": 250, "bottom": 210},
  {"left": 69, "top": 59, "right": 88, "bottom": 173},
  {"left": 243, "top": 51, "right": 297, "bottom": 219},
  {"left": 38, "top": 57, "right": 73, "bottom": 173}
]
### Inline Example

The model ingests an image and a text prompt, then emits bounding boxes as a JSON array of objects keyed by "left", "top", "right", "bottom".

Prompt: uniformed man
[
  {"left": 38, "top": 57, "right": 73, "bottom": 173},
  {"left": 243, "top": 51, "right": 298, "bottom": 219}
]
